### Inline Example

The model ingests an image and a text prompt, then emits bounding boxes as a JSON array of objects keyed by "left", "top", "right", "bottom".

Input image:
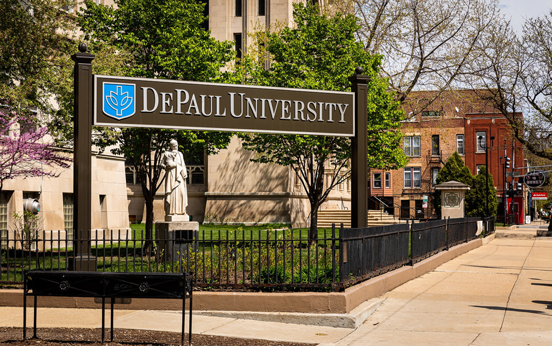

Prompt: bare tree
[
  {"left": 336, "top": 0, "right": 503, "bottom": 116},
  {"left": 466, "top": 10, "right": 552, "bottom": 160}
]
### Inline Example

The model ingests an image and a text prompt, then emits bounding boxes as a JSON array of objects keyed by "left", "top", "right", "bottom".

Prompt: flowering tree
[{"left": 0, "top": 110, "right": 72, "bottom": 193}]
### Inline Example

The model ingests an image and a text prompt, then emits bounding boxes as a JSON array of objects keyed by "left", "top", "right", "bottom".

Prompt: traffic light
[{"left": 505, "top": 156, "right": 511, "bottom": 169}]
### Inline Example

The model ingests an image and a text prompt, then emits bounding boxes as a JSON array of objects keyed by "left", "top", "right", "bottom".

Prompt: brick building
[
  {"left": 369, "top": 90, "right": 525, "bottom": 222},
  {"left": 464, "top": 112, "right": 526, "bottom": 223}
]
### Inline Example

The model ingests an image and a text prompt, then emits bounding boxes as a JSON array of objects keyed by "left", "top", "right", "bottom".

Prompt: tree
[
  {"left": 335, "top": 0, "right": 503, "bottom": 117},
  {"left": 433, "top": 152, "right": 474, "bottom": 217},
  {"left": 0, "top": 111, "right": 71, "bottom": 193},
  {"left": 465, "top": 10, "right": 552, "bottom": 162},
  {"left": 0, "top": 0, "right": 75, "bottom": 119},
  {"left": 79, "top": 0, "right": 235, "bottom": 250},
  {"left": 238, "top": 3, "right": 407, "bottom": 241},
  {"left": 468, "top": 165, "right": 497, "bottom": 218}
]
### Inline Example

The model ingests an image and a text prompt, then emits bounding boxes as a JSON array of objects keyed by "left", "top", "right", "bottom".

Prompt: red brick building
[
  {"left": 368, "top": 90, "right": 525, "bottom": 222},
  {"left": 464, "top": 112, "right": 525, "bottom": 223}
]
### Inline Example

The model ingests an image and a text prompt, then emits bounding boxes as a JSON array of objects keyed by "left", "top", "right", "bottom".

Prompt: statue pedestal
[
  {"left": 165, "top": 214, "right": 190, "bottom": 222},
  {"left": 156, "top": 221, "right": 199, "bottom": 262}
]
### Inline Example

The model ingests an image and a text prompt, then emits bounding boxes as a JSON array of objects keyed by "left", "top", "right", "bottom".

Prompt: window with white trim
[
  {"left": 404, "top": 136, "right": 421, "bottom": 157},
  {"left": 373, "top": 173, "right": 382, "bottom": 188},
  {"left": 476, "top": 131, "right": 486, "bottom": 153},
  {"left": 404, "top": 167, "right": 421, "bottom": 188},
  {"left": 457, "top": 134, "right": 464, "bottom": 155},
  {"left": 432, "top": 167, "right": 439, "bottom": 186},
  {"left": 385, "top": 172, "right": 391, "bottom": 188}
]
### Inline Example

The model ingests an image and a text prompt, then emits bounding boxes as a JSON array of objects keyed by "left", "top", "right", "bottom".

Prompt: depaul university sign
[
  {"left": 72, "top": 45, "right": 369, "bottom": 256},
  {"left": 94, "top": 75, "right": 355, "bottom": 137}
]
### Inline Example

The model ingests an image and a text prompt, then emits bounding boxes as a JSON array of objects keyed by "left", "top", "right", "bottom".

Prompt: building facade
[{"left": 368, "top": 90, "right": 525, "bottom": 222}]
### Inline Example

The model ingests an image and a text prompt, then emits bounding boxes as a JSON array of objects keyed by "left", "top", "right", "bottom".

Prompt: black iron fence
[
  {"left": 1, "top": 217, "right": 493, "bottom": 291},
  {"left": 482, "top": 216, "right": 495, "bottom": 237},
  {"left": 340, "top": 223, "right": 410, "bottom": 288}
]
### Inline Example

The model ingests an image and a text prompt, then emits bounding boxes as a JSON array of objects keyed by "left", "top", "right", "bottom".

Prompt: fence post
[
  {"left": 446, "top": 217, "right": 449, "bottom": 251},
  {"left": 409, "top": 220, "right": 414, "bottom": 266},
  {"left": 465, "top": 219, "right": 469, "bottom": 243},
  {"left": 333, "top": 223, "right": 339, "bottom": 290}
]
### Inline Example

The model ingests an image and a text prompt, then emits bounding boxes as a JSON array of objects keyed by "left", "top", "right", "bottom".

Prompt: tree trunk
[
  {"left": 309, "top": 200, "right": 320, "bottom": 245},
  {"left": 143, "top": 192, "right": 155, "bottom": 255}
]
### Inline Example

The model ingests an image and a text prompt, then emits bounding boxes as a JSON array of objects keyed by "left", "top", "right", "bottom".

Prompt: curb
[{"left": 194, "top": 298, "right": 385, "bottom": 329}]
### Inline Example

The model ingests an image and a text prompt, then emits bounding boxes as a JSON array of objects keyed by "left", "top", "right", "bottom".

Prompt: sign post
[
  {"left": 349, "top": 67, "right": 370, "bottom": 228},
  {"left": 71, "top": 44, "right": 96, "bottom": 270}
]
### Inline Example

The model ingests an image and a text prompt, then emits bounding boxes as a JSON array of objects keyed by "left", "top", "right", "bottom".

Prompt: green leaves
[
  {"left": 79, "top": 0, "right": 234, "bottom": 82},
  {"left": 433, "top": 152, "right": 497, "bottom": 218},
  {"left": 237, "top": 3, "right": 407, "bottom": 237}
]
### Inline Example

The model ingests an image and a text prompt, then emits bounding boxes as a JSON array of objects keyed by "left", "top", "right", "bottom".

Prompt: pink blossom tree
[{"left": 0, "top": 110, "right": 72, "bottom": 192}]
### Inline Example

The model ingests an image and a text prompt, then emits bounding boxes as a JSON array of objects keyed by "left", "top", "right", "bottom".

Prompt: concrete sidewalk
[
  {"left": 2, "top": 230, "right": 552, "bottom": 345},
  {"left": 323, "top": 235, "right": 552, "bottom": 346}
]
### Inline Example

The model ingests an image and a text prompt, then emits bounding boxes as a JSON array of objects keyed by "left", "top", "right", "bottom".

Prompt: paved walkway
[
  {"left": 323, "top": 235, "right": 552, "bottom": 346},
  {"left": 2, "top": 227, "right": 552, "bottom": 345}
]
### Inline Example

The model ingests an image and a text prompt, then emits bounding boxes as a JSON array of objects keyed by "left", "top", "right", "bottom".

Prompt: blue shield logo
[{"left": 103, "top": 83, "right": 136, "bottom": 120}]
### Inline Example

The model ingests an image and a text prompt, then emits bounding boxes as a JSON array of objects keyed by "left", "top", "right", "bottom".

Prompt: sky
[{"left": 498, "top": 0, "right": 552, "bottom": 33}]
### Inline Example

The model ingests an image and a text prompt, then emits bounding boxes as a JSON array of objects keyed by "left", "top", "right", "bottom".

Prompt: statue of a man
[{"left": 160, "top": 140, "right": 188, "bottom": 220}]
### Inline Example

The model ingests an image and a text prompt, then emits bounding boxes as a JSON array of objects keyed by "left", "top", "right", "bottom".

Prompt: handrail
[{"left": 370, "top": 196, "right": 389, "bottom": 208}]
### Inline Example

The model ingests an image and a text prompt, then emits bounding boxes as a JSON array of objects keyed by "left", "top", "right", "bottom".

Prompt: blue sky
[{"left": 498, "top": 0, "right": 552, "bottom": 33}]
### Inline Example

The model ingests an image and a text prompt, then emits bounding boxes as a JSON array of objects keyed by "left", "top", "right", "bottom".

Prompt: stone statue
[{"left": 160, "top": 139, "right": 188, "bottom": 221}]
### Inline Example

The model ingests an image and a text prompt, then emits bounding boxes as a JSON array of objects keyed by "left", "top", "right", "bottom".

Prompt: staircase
[{"left": 316, "top": 209, "right": 403, "bottom": 228}]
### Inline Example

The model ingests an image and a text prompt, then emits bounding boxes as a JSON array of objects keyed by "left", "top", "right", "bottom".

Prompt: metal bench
[{"left": 23, "top": 271, "right": 193, "bottom": 344}]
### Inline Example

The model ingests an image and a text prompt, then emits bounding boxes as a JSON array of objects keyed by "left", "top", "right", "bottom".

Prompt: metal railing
[{"left": 1, "top": 217, "right": 493, "bottom": 291}]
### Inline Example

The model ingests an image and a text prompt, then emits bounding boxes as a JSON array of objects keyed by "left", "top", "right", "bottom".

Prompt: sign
[
  {"left": 94, "top": 75, "right": 355, "bottom": 137},
  {"left": 506, "top": 171, "right": 520, "bottom": 177},
  {"left": 524, "top": 170, "right": 546, "bottom": 188},
  {"left": 422, "top": 195, "right": 428, "bottom": 208},
  {"left": 532, "top": 192, "right": 548, "bottom": 200}
]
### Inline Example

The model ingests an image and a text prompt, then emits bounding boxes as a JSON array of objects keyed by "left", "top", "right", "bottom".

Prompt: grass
[{"left": 2, "top": 224, "right": 342, "bottom": 286}]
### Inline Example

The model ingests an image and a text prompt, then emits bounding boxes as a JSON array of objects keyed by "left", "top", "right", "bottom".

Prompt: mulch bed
[{"left": 0, "top": 328, "right": 312, "bottom": 346}]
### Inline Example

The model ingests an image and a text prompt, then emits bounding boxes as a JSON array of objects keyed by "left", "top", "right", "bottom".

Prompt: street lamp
[{"left": 478, "top": 135, "right": 495, "bottom": 216}]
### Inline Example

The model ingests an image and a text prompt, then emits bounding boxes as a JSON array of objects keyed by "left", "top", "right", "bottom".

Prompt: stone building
[{"left": 127, "top": 0, "right": 350, "bottom": 228}]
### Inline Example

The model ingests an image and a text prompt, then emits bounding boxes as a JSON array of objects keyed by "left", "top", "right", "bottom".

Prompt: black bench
[{"left": 23, "top": 271, "right": 193, "bottom": 344}]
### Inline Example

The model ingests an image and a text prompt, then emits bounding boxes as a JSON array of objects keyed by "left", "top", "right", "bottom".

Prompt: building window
[
  {"left": 476, "top": 164, "right": 484, "bottom": 174},
  {"left": 63, "top": 193, "right": 74, "bottom": 243},
  {"left": 457, "top": 134, "right": 464, "bottom": 155},
  {"left": 422, "top": 111, "right": 441, "bottom": 117},
  {"left": 373, "top": 173, "right": 382, "bottom": 188},
  {"left": 235, "top": 0, "right": 242, "bottom": 16},
  {"left": 19, "top": 113, "right": 36, "bottom": 135},
  {"left": 432, "top": 167, "right": 439, "bottom": 186},
  {"left": 431, "top": 135, "right": 440, "bottom": 156},
  {"left": 125, "top": 166, "right": 141, "bottom": 185},
  {"left": 404, "top": 136, "right": 421, "bottom": 157},
  {"left": 186, "top": 151, "right": 205, "bottom": 185},
  {"left": 258, "top": 0, "right": 265, "bottom": 16},
  {"left": 0, "top": 192, "right": 8, "bottom": 250},
  {"left": 234, "top": 33, "right": 242, "bottom": 60},
  {"left": 404, "top": 167, "right": 421, "bottom": 188},
  {"left": 200, "top": 0, "right": 209, "bottom": 31},
  {"left": 476, "top": 131, "right": 486, "bottom": 153},
  {"left": 385, "top": 172, "right": 391, "bottom": 188}
]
